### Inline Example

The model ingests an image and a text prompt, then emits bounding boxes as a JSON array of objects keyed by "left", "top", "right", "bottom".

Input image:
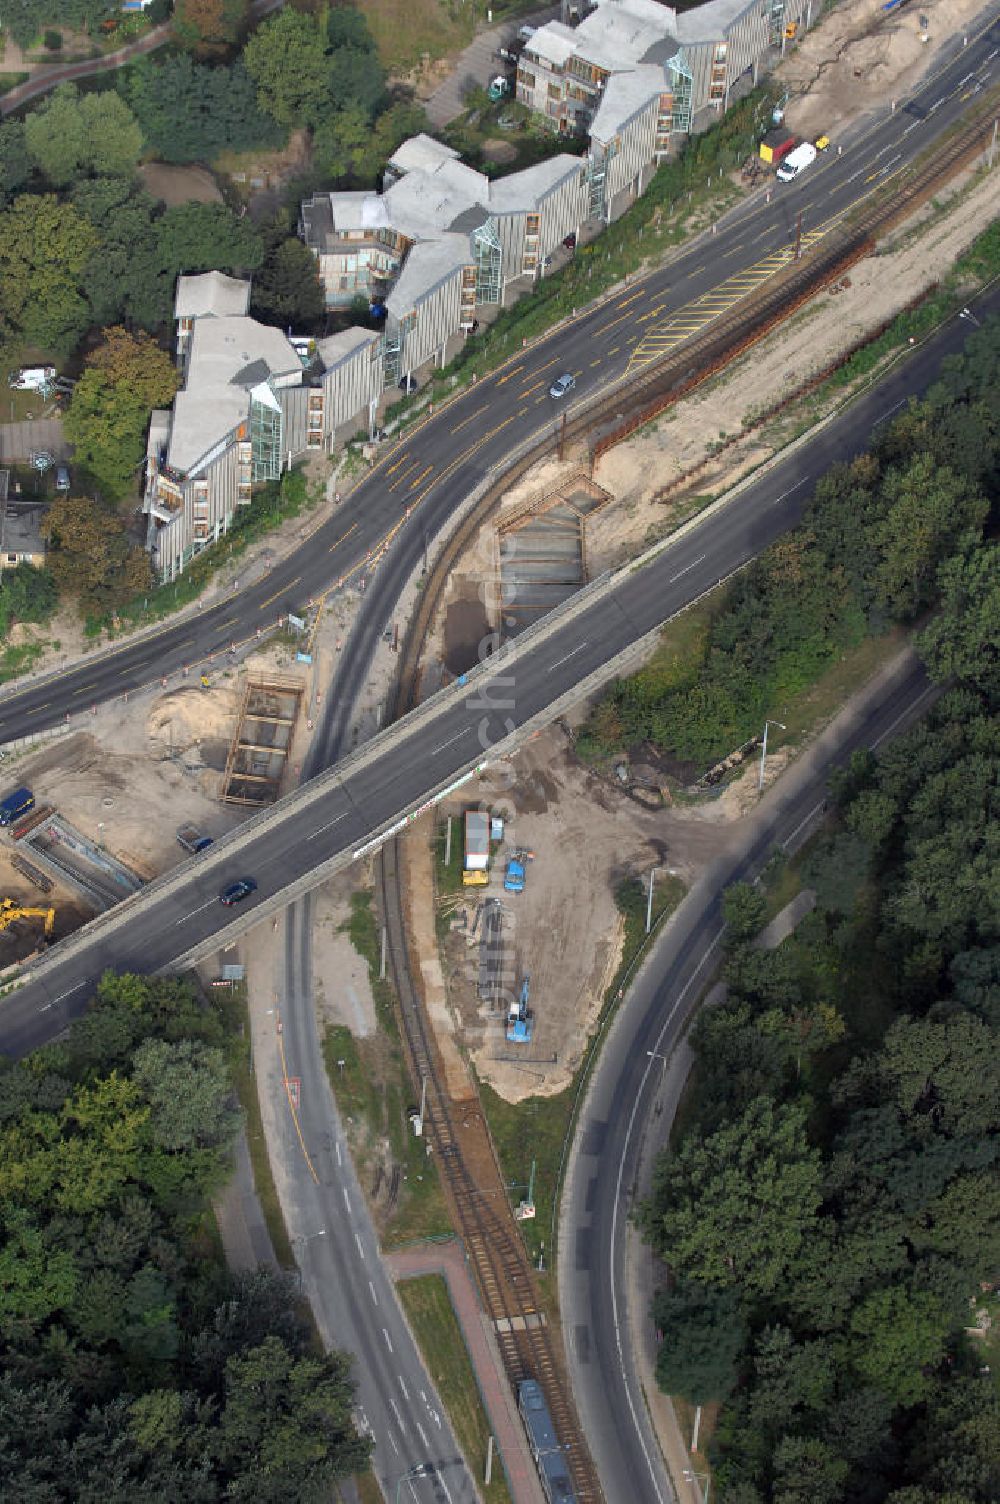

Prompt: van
[
  {"left": 776, "top": 142, "right": 818, "bottom": 182},
  {"left": 55, "top": 466, "right": 70, "bottom": 492},
  {"left": 9, "top": 367, "right": 56, "bottom": 393},
  {"left": 0, "top": 787, "right": 35, "bottom": 826}
]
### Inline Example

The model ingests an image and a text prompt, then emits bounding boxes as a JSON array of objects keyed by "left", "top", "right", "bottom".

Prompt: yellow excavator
[{"left": 0, "top": 898, "right": 55, "bottom": 938}]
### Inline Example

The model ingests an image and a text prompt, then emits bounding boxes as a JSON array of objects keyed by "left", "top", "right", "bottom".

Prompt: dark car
[
  {"left": 563, "top": 233, "right": 577, "bottom": 249},
  {"left": 220, "top": 877, "right": 258, "bottom": 906}
]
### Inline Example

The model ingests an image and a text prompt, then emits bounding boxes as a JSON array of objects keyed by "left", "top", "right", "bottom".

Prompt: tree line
[
  {"left": 639, "top": 325, "right": 1000, "bottom": 1503},
  {"left": 0, "top": 971, "right": 371, "bottom": 1500},
  {"left": 577, "top": 304, "right": 1000, "bottom": 771}
]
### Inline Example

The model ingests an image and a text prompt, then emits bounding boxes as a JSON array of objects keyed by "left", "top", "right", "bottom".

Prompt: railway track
[{"left": 371, "top": 94, "right": 999, "bottom": 1504}]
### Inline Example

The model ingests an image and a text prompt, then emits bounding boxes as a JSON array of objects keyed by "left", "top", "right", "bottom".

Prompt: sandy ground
[
  {"left": 777, "top": 0, "right": 993, "bottom": 141},
  {"left": 138, "top": 163, "right": 223, "bottom": 206},
  {"left": 311, "top": 873, "right": 377, "bottom": 1038}
]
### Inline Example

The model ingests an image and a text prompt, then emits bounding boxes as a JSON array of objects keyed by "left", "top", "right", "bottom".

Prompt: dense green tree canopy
[
  {"left": 128, "top": 56, "right": 284, "bottom": 164},
  {"left": 0, "top": 193, "right": 97, "bottom": 355},
  {"left": 24, "top": 84, "right": 142, "bottom": 187}
]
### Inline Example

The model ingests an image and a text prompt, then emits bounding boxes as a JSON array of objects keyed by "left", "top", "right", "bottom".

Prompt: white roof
[
  {"left": 524, "top": 21, "right": 578, "bottom": 67},
  {"left": 574, "top": 0, "right": 676, "bottom": 70},
  {"left": 675, "top": 0, "right": 752, "bottom": 41},
  {"left": 591, "top": 66, "right": 665, "bottom": 139},
  {"left": 489, "top": 154, "right": 584, "bottom": 212},
  {"left": 316, "top": 327, "right": 380, "bottom": 371},
  {"left": 387, "top": 236, "right": 471, "bottom": 319},
  {"left": 327, "top": 191, "right": 390, "bottom": 233},
  {"left": 167, "top": 316, "right": 301, "bottom": 474},
  {"left": 174, "top": 271, "right": 250, "bottom": 321},
  {"left": 389, "top": 132, "right": 461, "bottom": 175}
]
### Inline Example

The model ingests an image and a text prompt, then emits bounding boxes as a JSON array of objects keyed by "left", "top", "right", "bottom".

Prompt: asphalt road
[
  {"left": 558, "top": 648, "right": 941, "bottom": 1504},
  {"left": 2, "top": 282, "right": 996, "bottom": 1052},
  {"left": 0, "top": 4, "right": 996, "bottom": 746}
]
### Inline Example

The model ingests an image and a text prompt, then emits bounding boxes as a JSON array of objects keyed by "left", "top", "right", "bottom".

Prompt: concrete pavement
[{"left": 424, "top": 7, "right": 558, "bottom": 128}]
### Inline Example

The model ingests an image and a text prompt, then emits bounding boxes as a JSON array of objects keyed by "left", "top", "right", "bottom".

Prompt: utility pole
[
  {"left": 794, "top": 208, "right": 803, "bottom": 261},
  {"left": 557, "top": 410, "right": 567, "bottom": 461},
  {"left": 646, "top": 866, "right": 661, "bottom": 933},
  {"left": 759, "top": 720, "right": 786, "bottom": 793}
]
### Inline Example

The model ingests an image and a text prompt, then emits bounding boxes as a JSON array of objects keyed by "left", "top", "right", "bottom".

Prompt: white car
[
  {"left": 549, "top": 372, "right": 576, "bottom": 399},
  {"left": 9, "top": 366, "right": 56, "bottom": 393}
]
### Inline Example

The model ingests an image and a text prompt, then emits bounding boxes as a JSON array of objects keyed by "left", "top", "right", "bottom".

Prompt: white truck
[{"left": 776, "top": 142, "right": 818, "bottom": 182}]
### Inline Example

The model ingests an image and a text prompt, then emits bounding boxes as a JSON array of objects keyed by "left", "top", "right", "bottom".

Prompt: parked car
[
  {"left": 219, "top": 877, "right": 258, "bottom": 906},
  {"left": 55, "top": 466, "right": 70, "bottom": 492},
  {"left": 563, "top": 233, "right": 577, "bottom": 250},
  {"left": 549, "top": 372, "right": 576, "bottom": 399}
]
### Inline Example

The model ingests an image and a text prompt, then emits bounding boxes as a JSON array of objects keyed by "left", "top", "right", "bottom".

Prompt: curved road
[
  {"left": 0, "top": 6, "right": 996, "bottom": 744},
  {"left": 559, "top": 650, "right": 940, "bottom": 1504}
]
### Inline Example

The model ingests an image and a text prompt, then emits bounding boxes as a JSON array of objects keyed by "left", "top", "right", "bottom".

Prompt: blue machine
[
  {"left": 506, "top": 977, "right": 533, "bottom": 1043},
  {"left": 518, "top": 1379, "right": 577, "bottom": 1502}
]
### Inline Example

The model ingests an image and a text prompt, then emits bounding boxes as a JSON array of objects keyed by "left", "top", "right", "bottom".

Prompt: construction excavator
[{"left": 0, "top": 897, "right": 55, "bottom": 939}]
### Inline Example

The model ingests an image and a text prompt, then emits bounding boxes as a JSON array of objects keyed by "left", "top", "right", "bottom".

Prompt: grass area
[
  {"left": 323, "top": 891, "right": 453, "bottom": 1248},
  {"left": 397, "top": 1274, "right": 514, "bottom": 1504},
  {"left": 358, "top": 0, "right": 473, "bottom": 70},
  {"left": 0, "top": 71, "right": 29, "bottom": 91},
  {"left": 221, "top": 983, "right": 296, "bottom": 1270},
  {"left": 0, "top": 639, "right": 47, "bottom": 683},
  {"left": 352, "top": 1470, "right": 385, "bottom": 1504},
  {"left": 433, "top": 817, "right": 469, "bottom": 938},
  {"left": 774, "top": 625, "right": 908, "bottom": 751}
]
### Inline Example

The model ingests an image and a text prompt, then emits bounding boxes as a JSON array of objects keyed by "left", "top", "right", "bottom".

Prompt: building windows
[{"left": 518, "top": 68, "right": 536, "bottom": 90}]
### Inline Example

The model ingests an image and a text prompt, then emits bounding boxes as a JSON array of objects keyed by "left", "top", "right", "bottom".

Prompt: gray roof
[
  {"left": 591, "top": 65, "right": 665, "bottom": 139},
  {"left": 387, "top": 235, "right": 471, "bottom": 319},
  {"left": 384, "top": 160, "right": 490, "bottom": 238},
  {"left": 489, "top": 153, "right": 585, "bottom": 211},
  {"left": 523, "top": 20, "right": 578, "bottom": 67},
  {"left": 0, "top": 502, "right": 46, "bottom": 558},
  {"left": 676, "top": 0, "right": 754, "bottom": 40},
  {"left": 167, "top": 316, "right": 301, "bottom": 475},
  {"left": 388, "top": 132, "right": 461, "bottom": 175},
  {"left": 316, "top": 327, "right": 380, "bottom": 371},
  {"left": 174, "top": 271, "right": 250, "bottom": 321},
  {"left": 572, "top": 0, "right": 676, "bottom": 71}
]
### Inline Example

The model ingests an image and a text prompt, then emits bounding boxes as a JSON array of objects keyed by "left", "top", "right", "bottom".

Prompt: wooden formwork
[{"left": 221, "top": 675, "right": 305, "bottom": 806}]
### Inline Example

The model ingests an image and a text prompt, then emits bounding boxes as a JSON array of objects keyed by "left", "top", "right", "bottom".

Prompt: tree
[
  {"left": 642, "top": 1097, "right": 822, "bottom": 1296},
  {"left": 0, "top": 194, "right": 97, "bottom": 354},
  {"left": 23, "top": 85, "right": 142, "bottom": 187},
  {"left": 218, "top": 1336, "right": 370, "bottom": 1496},
  {"left": 0, "top": 121, "right": 32, "bottom": 210},
  {"left": 0, "top": 563, "right": 58, "bottom": 634},
  {"left": 64, "top": 328, "right": 178, "bottom": 503},
  {"left": 131, "top": 1038, "right": 238, "bottom": 1153},
  {"left": 918, "top": 539, "right": 1000, "bottom": 696},
  {"left": 870, "top": 454, "right": 988, "bottom": 620},
  {"left": 771, "top": 1436, "right": 849, "bottom": 1504},
  {"left": 157, "top": 201, "right": 262, "bottom": 278},
  {"left": 651, "top": 1281, "right": 745, "bottom": 1403},
  {"left": 40, "top": 495, "right": 153, "bottom": 612},
  {"left": 722, "top": 880, "right": 767, "bottom": 945},
  {"left": 849, "top": 1287, "right": 948, "bottom": 1406},
  {"left": 250, "top": 218, "right": 324, "bottom": 329},
  {"left": 128, "top": 57, "right": 283, "bottom": 165},
  {"left": 173, "top": 0, "right": 250, "bottom": 57},
  {"left": 242, "top": 9, "right": 333, "bottom": 128},
  {"left": 75, "top": 182, "right": 173, "bottom": 331}
]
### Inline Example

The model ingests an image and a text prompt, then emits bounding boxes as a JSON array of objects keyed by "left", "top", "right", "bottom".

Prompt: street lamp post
[
  {"left": 683, "top": 1467, "right": 711, "bottom": 1504},
  {"left": 645, "top": 866, "right": 662, "bottom": 933},
  {"left": 959, "top": 305, "right": 981, "bottom": 328},
  {"left": 758, "top": 720, "right": 786, "bottom": 793},
  {"left": 395, "top": 1463, "right": 432, "bottom": 1501}
]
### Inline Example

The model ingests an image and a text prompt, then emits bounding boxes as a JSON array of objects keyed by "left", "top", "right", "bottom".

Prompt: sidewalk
[
  {"left": 385, "top": 1241, "right": 546, "bottom": 1504},
  {"left": 213, "top": 1127, "right": 281, "bottom": 1274}
]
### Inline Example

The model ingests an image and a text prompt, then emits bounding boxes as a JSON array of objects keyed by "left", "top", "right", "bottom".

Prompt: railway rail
[{"left": 371, "top": 94, "right": 999, "bottom": 1504}]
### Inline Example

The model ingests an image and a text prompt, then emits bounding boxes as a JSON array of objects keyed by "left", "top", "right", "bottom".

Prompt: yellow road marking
[
  {"left": 520, "top": 380, "right": 545, "bottom": 397},
  {"left": 257, "top": 579, "right": 298, "bottom": 612},
  {"left": 277, "top": 1010, "right": 320, "bottom": 1185},
  {"left": 496, "top": 363, "right": 525, "bottom": 386},
  {"left": 328, "top": 521, "right": 358, "bottom": 552},
  {"left": 451, "top": 403, "right": 488, "bottom": 434},
  {"left": 385, "top": 453, "right": 410, "bottom": 476},
  {"left": 408, "top": 463, "right": 434, "bottom": 490}
]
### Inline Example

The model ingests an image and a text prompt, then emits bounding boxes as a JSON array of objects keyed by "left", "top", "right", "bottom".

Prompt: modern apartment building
[
  {"left": 519, "top": 0, "right": 812, "bottom": 217},
  {"left": 143, "top": 273, "right": 382, "bottom": 580},
  {"left": 301, "top": 134, "right": 588, "bottom": 384}
]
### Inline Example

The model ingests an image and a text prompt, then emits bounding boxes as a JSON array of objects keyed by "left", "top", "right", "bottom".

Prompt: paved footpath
[
  {"left": 424, "top": 5, "right": 558, "bottom": 127},
  {"left": 386, "top": 1241, "right": 546, "bottom": 1504}
]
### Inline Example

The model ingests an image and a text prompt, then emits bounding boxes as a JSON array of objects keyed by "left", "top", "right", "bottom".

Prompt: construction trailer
[{"left": 463, "top": 808, "right": 490, "bottom": 886}]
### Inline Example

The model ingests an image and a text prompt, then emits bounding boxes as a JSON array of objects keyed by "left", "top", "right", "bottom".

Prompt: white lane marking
[
  {"left": 307, "top": 810, "right": 349, "bottom": 841},
  {"left": 420, "top": 1389, "right": 427, "bottom": 1403},
  {"left": 431, "top": 1408, "right": 442, "bottom": 1429},
  {"left": 175, "top": 898, "right": 216, "bottom": 924},
  {"left": 388, "top": 1431, "right": 399, "bottom": 1455},
  {"left": 668, "top": 552, "right": 707, "bottom": 583},
  {"left": 369, "top": 1280, "right": 378, "bottom": 1304},
  {"left": 383, "top": 1326, "right": 394, "bottom": 1353},
  {"left": 416, "top": 1421, "right": 429, "bottom": 1448},
  {"left": 355, "top": 1232, "right": 365, "bottom": 1260},
  {"left": 342, "top": 1187, "right": 351, "bottom": 1213},
  {"left": 872, "top": 684, "right": 938, "bottom": 748},
  {"left": 398, "top": 1375, "right": 410, "bottom": 1401},
  {"left": 546, "top": 641, "right": 588, "bottom": 673},
  {"left": 432, "top": 726, "right": 472, "bottom": 755},
  {"left": 873, "top": 397, "right": 906, "bottom": 426},
  {"left": 389, "top": 1397, "right": 406, "bottom": 1431},
  {"left": 782, "top": 800, "right": 826, "bottom": 852},
  {"left": 46, "top": 988, "right": 80, "bottom": 1008},
  {"left": 335, "top": 1141, "right": 342, "bottom": 1166},
  {"left": 437, "top": 1468, "right": 455, "bottom": 1504}
]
